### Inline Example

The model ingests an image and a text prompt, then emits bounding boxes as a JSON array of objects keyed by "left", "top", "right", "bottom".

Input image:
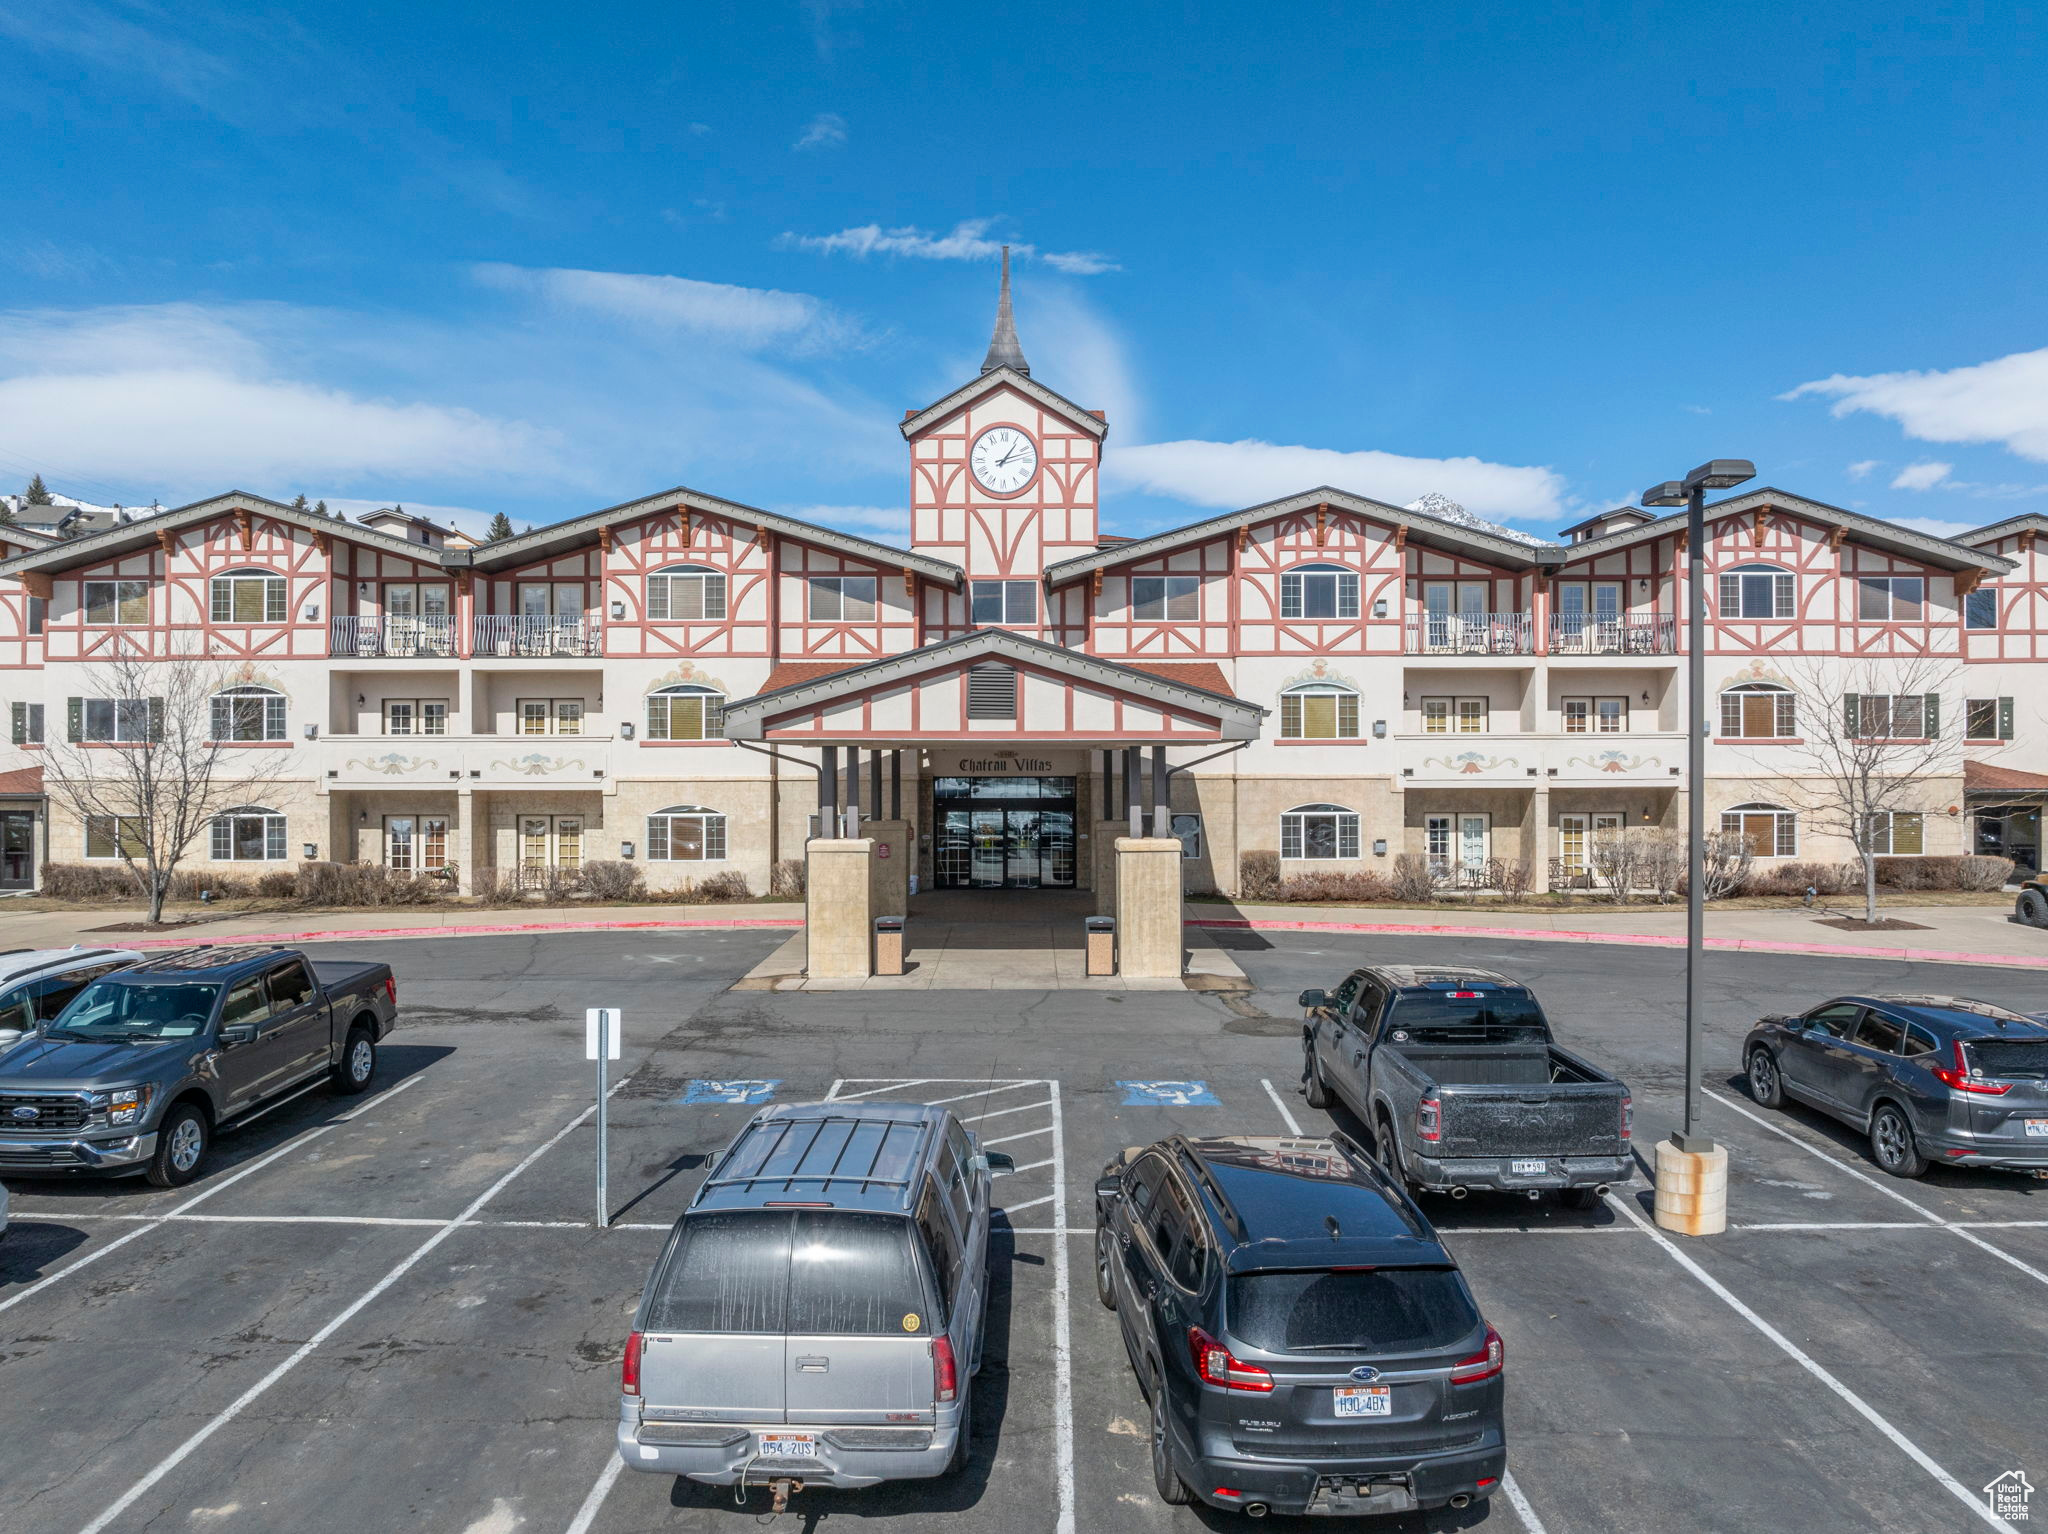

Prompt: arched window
[
  {"left": 646, "top": 684, "right": 725, "bottom": 741},
  {"left": 1718, "top": 562, "right": 1794, "bottom": 620},
  {"left": 210, "top": 569, "right": 288, "bottom": 624},
  {"left": 647, "top": 805, "right": 727, "bottom": 861},
  {"left": 647, "top": 563, "right": 727, "bottom": 622},
  {"left": 1720, "top": 682, "right": 1795, "bottom": 739},
  {"left": 1722, "top": 802, "right": 1796, "bottom": 859},
  {"left": 211, "top": 685, "right": 287, "bottom": 742},
  {"left": 1280, "top": 803, "right": 1360, "bottom": 860},
  {"left": 1280, "top": 563, "right": 1360, "bottom": 621},
  {"left": 211, "top": 805, "right": 288, "bottom": 861},
  {"left": 1279, "top": 682, "right": 1360, "bottom": 739}
]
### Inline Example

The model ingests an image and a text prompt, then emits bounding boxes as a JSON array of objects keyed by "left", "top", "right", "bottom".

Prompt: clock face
[{"left": 969, "top": 426, "right": 1038, "bottom": 495}]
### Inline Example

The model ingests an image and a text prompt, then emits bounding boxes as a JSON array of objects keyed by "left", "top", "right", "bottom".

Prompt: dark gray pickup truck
[
  {"left": 1300, "top": 965, "right": 1632, "bottom": 1207},
  {"left": 0, "top": 945, "right": 397, "bottom": 1187}
]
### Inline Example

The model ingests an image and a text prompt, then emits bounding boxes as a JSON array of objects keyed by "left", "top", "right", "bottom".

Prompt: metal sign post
[{"left": 586, "top": 1007, "right": 621, "bottom": 1227}]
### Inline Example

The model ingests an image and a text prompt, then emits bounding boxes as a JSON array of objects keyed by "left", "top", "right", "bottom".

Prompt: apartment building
[{"left": 2, "top": 272, "right": 2044, "bottom": 897}]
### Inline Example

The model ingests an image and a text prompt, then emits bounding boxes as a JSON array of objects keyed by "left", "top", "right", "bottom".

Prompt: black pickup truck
[
  {"left": 1300, "top": 966, "right": 1632, "bottom": 1207},
  {"left": 0, "top": 945, "right": 397, "bottom": 1187}
]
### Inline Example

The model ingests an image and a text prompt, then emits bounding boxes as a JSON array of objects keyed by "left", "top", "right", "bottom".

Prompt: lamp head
[
  {"left": 1641, "top": 480, "right": 1689, "bottom": 507},
  {"left": 1685, "top": 459, "right": 1756, "bottom": 490}
]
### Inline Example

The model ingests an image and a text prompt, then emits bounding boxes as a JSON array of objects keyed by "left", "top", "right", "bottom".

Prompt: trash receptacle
[
  {"left": 1085, "top": 915, "right": 1116, "bottom": 977},
  {"left": 875, "top": 914, "right": 907, "bottom": 976}
]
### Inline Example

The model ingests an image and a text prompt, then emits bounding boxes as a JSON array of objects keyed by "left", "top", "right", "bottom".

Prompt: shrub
[
  {"left": 581, "top": 860, "right": 646, "bottom": 901},
  {"left": 38, "top": 862, "right": 138, "bottom": 900},
  {"left": 1486, "top": 856, "right": 1534, "bottom": 901},
  {"left": 1958, "top": 854, "right": 2016, "bottom": 892},
  {"left": 1637, "top": 828, "right": 1685, "bottom": 902},
  {"left": 1874, "top": 855, "right": 1965, "bottom": 891},
  {"left": 168, "top": 870, "right": 256, "bottom": 900},
  {"left": 770, "top": 858, "right": 807, "bottom": 898},
  {"left": 470, "top": 867, "right": 527, "bottom": 907},
  {"left": 1677, "top": 830, "right": 1752, "bottom": 900},
  {"left": 1238, "top": 849, "right": 1281, "bottom": 901},
  {"left": 255, "top": 870, "right": 300, "bottom": 898},
  {"left": 295, "top": 862, "right": 446, "bottom": 907},
  {"left": 1741, "top": 860, "right": 1859, "bottom": 898},
  {"left": 648, "top": 870, "right": 753, "bottom": 903},
  {"left": 1277, "top": 869, "right": 1391, "bottom": 903},
  {"left": 1390, "top": 853, "right": 1439, "bottom": 904}
]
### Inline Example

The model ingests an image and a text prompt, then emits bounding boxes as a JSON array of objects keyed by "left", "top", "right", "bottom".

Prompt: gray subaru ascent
[{"left": 617, "top": 1102, "right": 1014, "bottom": 1500}]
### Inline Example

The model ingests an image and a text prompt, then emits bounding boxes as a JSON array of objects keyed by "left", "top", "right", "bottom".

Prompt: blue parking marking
[
  {"left": 1117, "top": 1080, "right": 1220, "bottom": 1107},
  {"left": 677, "top": 1079, "right": 781, "bottom": 1105}
]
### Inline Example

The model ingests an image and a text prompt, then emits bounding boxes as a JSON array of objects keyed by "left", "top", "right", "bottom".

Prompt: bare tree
[{"left": 42, "top": 647, "right": 290, "bottom": 924}]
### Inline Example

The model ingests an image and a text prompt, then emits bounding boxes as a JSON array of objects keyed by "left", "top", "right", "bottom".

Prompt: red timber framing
[{"left": 1959, "top": 515, "right": 2048, "bottom": 662}]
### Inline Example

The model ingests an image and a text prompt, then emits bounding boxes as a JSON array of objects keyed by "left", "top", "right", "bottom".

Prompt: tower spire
[{"left": 979, "top": 245, "right": 1030, "bottom": 376}]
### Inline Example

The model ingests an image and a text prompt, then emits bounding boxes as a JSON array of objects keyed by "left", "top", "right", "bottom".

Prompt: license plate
[
  {"left": 2026, "top": 1120, "right": 2048, "bottom": 1138},
  {"left": 1334, "top": 1386, "right": 1391, "bottom": 1417},
  {"left": 759, "top": 1433, "right": 817, "bottom": 1457},
  {"left": 1510, "top": 1159, "right": 1546, "bottom": 1176}
]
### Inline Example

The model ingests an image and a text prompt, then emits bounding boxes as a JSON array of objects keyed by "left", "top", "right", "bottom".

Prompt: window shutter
[
  {"left": 1922, "top": 694, "right": 1940, "bottom": 738},
  {"left": 646, "top": 577, "right": 668, "bottom": 621},
  {"left": 1280, "top": 574, "right": 1302, "bottom": 620},
  {"left": 965, "top": 664, "right": 1017, "bottom": 720},
  {"left": 1843, "top": 694, "right": 1860, "bottom": 737},
  {"left": 2001, "top": 696, "right": 2015, "bottom": 741},
  {"left": 67, "top": 697, "right": 82, "bottom": 743},
  {"left": 211, "top": 696, "right": 231, "bottom": 741},
  {"left": 266, "top": 580, "right": 287, "bottom": 622},
  {"left": 646, "top": 817, "right": 669, "bottom": 860},
  {"left": 703, "top": 696, "right": 725, "bottom": 739},
  {"left": 8, "top": 702, "right": 22, "bottom": 746},
  {"left": 146, "top": 697, "right": 164, "bottom": 742},
  {"left": 210, "top": 581, "right": 230, "bottom": 622},
  {"left": 1337, "top": 694, "right": 1359, "bottom": 737},
  {"left": 705, "top": 575, "right": 727, "bottom": 620},
  {"left": 1776, "top": 693, "right": 1796, "bottom": 736},
  {"left": 1774, "top": 574, "right": 1795, "bottom": 618},
  {"left": 1280, "top": 694, "right": 1302, "bottom": 738}
]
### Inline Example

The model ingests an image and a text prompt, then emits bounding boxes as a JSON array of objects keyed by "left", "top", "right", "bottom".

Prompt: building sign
[{"left": 930, "top": 749, "right": 1084, "bottom": 777}]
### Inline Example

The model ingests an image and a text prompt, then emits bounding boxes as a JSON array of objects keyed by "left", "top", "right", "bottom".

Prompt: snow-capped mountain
[{"left": 1403, "top": 491, "right": 1550, "bottom": 548}]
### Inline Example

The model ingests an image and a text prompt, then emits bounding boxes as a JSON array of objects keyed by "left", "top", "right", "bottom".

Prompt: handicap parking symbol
[
  {"left": 1117, "top": 1080, "right": 1219, "bottom": 1107},
  {"left": 677, "top": 1079, "right": 781, "bottom": 1105}
]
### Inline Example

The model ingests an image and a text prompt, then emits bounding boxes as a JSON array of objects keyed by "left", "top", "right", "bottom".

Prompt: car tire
[
  {"left": 1558, "top": 1186, "right": 1603, "bottom": 1211},
  {"left": 1870, "top": 1103, "right": 1928, "bottom": 1179},
  {"left": 1374, "top": 1110, "right": 1407, "bottom": 1180},
  {"left": 1149, "top": 1377, "right": 1192, "bottom": 1506},
  {"left": 1746, "top": 1047, "right": 1785, "bottom": 1109},
  {"left": 1094, "top": 1226, "right": 1117, "bottom": 1311},
  {"left": 2020, "top": 889, "right": 2048, "bottom": 928},
  {"left": 146, "top": 1102, "right": 209, "bottom": 1189},
  {"left": 1302, "top": 1039, "right": 1331, "bottom": 1109},
  {"left": 331, "top": 1025, "right": 376, "bottom": 1095},
  {"left": 947, "top": 1384, "right": 973, "bottom": 1475}
]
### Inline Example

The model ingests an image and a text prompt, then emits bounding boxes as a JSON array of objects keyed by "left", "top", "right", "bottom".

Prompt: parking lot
[{"left": 3, "top": 925, "right": 2044, "bottom": 1534}]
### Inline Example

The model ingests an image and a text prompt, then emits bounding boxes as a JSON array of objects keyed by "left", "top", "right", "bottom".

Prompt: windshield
[
  {"left": 48, "top": 979, "right": 220, "bottom": 1041},
  {"left": 1227, "top": 1267, "right": 1479, "bottom": 1354},
  {"left": 1384, "top": 988, "right": 1548, "bottom": 1043}
]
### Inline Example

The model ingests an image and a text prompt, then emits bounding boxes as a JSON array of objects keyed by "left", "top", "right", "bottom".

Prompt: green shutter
[
  {"left": 2001, "top": 696, "right": 2015, "bottom": 741},
  {"left": 1922, "top": 693, "right": 1939, "bottom": 738},
  {"left": 1843, "top": 694, "right": 1860, "bottom": 737},
  {"left": 67, "top": 697, "right": 82, "bottom": 743},
  {"left": 146, "top": 697, "right": 165, "bottom": 742},
  {"left": 8, "top": 702, "right": 22, "bottom": 746}
]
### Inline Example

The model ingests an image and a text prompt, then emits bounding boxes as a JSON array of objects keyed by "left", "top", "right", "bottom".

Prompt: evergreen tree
[
  {"left": 312, "top": 500, "right": 331, "bottom": 518},
  {"left": 23, "top": 473, "right": 54, "bottom": 505},
  {"left": 484, "top": 511, "right": 515, "bottom": 543},
  {"left": 289, "top": 493, "right": 309, "bottom": 512},
  {"left": 0, "top": 502, "right": 17, "bottom": 527}
]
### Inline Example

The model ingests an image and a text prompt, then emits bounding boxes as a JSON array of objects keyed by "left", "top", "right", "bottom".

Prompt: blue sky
[{"left": 1, "top": 0, "right": 2043, "bottom": 544}]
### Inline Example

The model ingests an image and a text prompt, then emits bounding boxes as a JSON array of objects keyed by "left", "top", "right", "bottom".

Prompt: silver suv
[
  {"left": 0, "top": 948, "right": 143, "bottom": 1051},
  {"left": 617, "top": 1102, "right": 1013, "bottom": 1504}
]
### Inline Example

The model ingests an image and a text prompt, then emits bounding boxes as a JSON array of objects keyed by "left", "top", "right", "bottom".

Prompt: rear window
[
  {"left": 1967, "top": 1040, "right": 2048, "bottom": 1080},
  {"left": 1384, "top": 988, "right": 1547, "bottom": 1043},
  {"left": 645, "top": 1210, "right": 932, "bottom": 1336},
  {"left": 1227, "top": 1267, "right": 1479, "bottom": 1354}
]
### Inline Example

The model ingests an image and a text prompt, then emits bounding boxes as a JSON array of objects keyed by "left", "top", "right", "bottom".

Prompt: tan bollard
[{"left": 1653, "top": 1137, "right": 1728, "bottom": 1236}]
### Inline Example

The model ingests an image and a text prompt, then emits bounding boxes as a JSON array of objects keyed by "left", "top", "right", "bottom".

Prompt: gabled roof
[
  {"left": 462, "top": 485, "right": 964, "bottom": 587},
  {"left": 0, "top": 492, "right": 439, "bottom": 576},
  {"left": 721, "top": 627, "right": 1265, "bottom": 741},
  {"left": 1954, "top": 512, "right": 2048, "bottom": 549},
  {"left": 898, "top": 364, "right": 1109, "bottom": 443},
  {"left": 1556, "top": 487, "right": 2015, "bottom": 574},
  {"left": 1045, "top": 485, "right": 1550, "bottom": 586}
]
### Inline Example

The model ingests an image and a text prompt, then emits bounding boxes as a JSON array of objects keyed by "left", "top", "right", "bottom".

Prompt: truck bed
[{"left": 1380, "top": 1043, "right": 1628, "bottom": 1158}]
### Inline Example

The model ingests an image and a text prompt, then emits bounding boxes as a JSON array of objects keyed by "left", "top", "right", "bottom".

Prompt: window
[
  {"left": 1717, "top": 564, "right": 1794, "bottom": 619},
  {"left": 1865, "top": 811, "right": 1924, "bottom": 856},
  {"left": 645, "top": 685, "right": 725, "bottom": 741},
  {"left": 1804, "top": 1002, "right": 1862, "bottom": 1038},
  {"left": 1426, "top": 812, "right": 1489, "bottom": 872},
  {"left": 383, "top": 816, "right": 448, "bottom": 873},
  {"left": 1965, "top": 587, "right": 1999, "bottom": 630},
  {"left": 209, "top": 573, "right": 287, "bottom": 624},
  {"left": 647, "top": 805, "right": 727, "bottom": 861},
  {"left": 970, "top": 579, "right": 1039, "bottom": 625},
  {"left": 1558, "top": 812, "right": 1624, "bottom": 876},
  {"left": 808, "top": 575, "right": 877, "bottom": 622},
  {"left": 209, "top": 806, "right": 288, "bottom": 861},
  {"left": 646, "top": 564, "right": 727, "bottom": 622},
  {"left": 966, "top": 663, "right": 1017, "bottom": 720},
  {"left": 1280, "top": 564, "right": 1360, "bottom": 620},
  {"left": 27, "top": 596, "right": 45, "bottom": 635},
  {"left": 1856, "top": 575, "right": 1925, "bottom": 622},
  {"left": 1421, "top": 696, "right": 1487, "bottom": 734},
  {"left": 209, "top": 686, "right": 286, "bottom": 742},
  {"left": 83, "top": 580, "right": 150, "bottom": 625},
  {"left": 384, "top": 700, "right": 448, "bottom": 736},
  {"left": 1966, "top": 697, "right": 2014, "bottom": 742},
  {"left": 1563, "top": 697, "right": 1627, "bottom": 733},
  {"left": 1847, "top": 693, "right": 1937, "bottom": 741},
  {"left": 1720, "top": 684, "right": 1796, "bottom": 739},
  {"left": 70, "top": 696, "right": 159, "bottom": 743},
  {"left": 916, "top": 1185, "right": 964, "bottom": 1315},
  {"left": 266, "top": 959, "right": 313, "bottom": 1014},
  {"left": 1280, "top": 803, "right": 1360, "bottom": 860},
  {"left": 1855, "top": 1010, "right": 1906, "bottom": 1053},
  {"left": 9, "top": 702, "right": 44, "bottom": 745},
  {"left": 1723, "top": 803, "right": 1797, "bottom": 858},
  {"left": 1227, "top": 1268, "right": 1478, "bottom": 1354},
  {"left": 518, "top": 698, "right": 585, "bottom": 735},
  {"left": 1280, "top": 684, "right": 1360, "bottom": 739},
  {"left": 84, "top": 815, "right": 146, "bottom": 860},
  {"left": 1132, "top": 575, "right": 1200, "bottom": 621},
  {"left": 1170, "top": 812, "right": 1203, "bottom": 861},
  {"left": 1900, "top": 1022, "right": 1939, "bottom": 1058}
]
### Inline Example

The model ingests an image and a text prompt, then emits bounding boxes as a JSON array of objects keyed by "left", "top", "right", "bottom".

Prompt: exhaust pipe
[
  {"left": 1447, "top": 1185, "right": 1468, "bottom": 1200},
  {"left": 1244, "top": 1503, "right": 1269, "bottom": 1518},
  {"left": 1448, "top": 1492, "right": 1473, "bottom": 1510},
  {"left": 1594, "top": 1184, "right": 1611, "bottom": 1197},
  {"left": 1525, "top": 1188, "right": 1542, "bottom": 1202}
]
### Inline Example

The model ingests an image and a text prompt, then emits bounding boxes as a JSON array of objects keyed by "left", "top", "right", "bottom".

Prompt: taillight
[
  {"left": 1931, "top": 1040, "right": 2011, "bottom": 1095},
  {"left": 932, "top": 1335, "right": 958, "bottom": 1402},
  {"left": 1450, "top": 1325, "right": 1503, "bottom": 1385},
  {"left": 1189, "top": 1327, "right": 1274, "bottom": 1392},
  {"left": 622, "top": 1332, "right": 643, "bottom": 1396},
  {"left": 384, "top": 975, "right": 397, "bottom": 1006},
  {"left": 1620, "top": 1095, "right": 1633, "bottom": 1141},
  {"left": 1416, "top": 1097, "right": 1442, "bottom": 1143}
]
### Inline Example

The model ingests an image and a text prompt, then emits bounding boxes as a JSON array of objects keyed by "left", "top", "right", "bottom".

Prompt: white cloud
[
  {"left": 780, "top": 504, "right": 910, "bottom": 545},
  {"left": 1890, "top": 515, "right": 1980, "bottom": 539},
  {"left": 1784, "top": 346, "right": 2048, "bottom": 462},
  {"left": 471, "top": 264, "right": 855, "bottom": 351},
  {"left": 1845, "top": 459, "right": 1881, "bottom": 480},
  {"left": 1017, "top": 284, "right": 1143, "bottom": 440},
  {"left": 784, "top": 218, "right": 1119, "bottom": 275},
  {"left": 1890, "top": 461, "right": 1953, "bottom": 491},
  {"left": 793, "top": 112, "right": 847, "bottom": 151},
  {"left": 1106, "top": 439, "right": 1567, "bottom": 523}
]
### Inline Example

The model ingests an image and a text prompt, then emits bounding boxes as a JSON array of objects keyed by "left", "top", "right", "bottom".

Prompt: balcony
[
  {"left": 471, "top": 616, "right": 604, "bottom": 658},
  {"left": 1396, "top": 731, "right": 1686, "bottom": 785},
  {"left": 311, "top": 732, "right": 615, "bottom": 788},
  {"left": 1404, "top": 613, "right": 1534, "bottom": 655},
  {"left": 1547, "top": 613, "right": 1676, "bottom": 656},
  {"left": 330, "top": 616, "right": 457, "bottom": 659}
]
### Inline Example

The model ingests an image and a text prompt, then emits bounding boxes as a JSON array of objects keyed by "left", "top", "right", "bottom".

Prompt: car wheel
[
  {"left": 1558, "top": 1186, "right": 1603, "bottom": 1211},
  {"left": 1870, "top": 1104, "right": 1928, "bottom": 1179},
  {"left": 1094, "top": 1226, "right": 1117, "bottom": 1311},
  {"left": 1302, "top": 1039, "right": 1331, "bottom": 1109},
  {"left": 2020, "top": 889, "right": 2048, "bottom": 928},
  {"left": 146, "top": 1103, "right": 209, "bottom": 1189},
  {"left": 1374, "top": 1111, "right": 1406, "bottom": 1178},
  {"left": 1746, "top": 1047, "right": 1785, "bottom": 1109},
  {"left": 1149, "top": 1378, "right": 1192, "bottom": 1506},
  {"left": 331, "top": 1025, "right": 376, "bottom": 1095}
]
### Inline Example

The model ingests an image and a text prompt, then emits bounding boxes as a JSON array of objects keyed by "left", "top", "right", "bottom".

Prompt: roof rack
[
  {"left": 702, "top": 1112, "right": 932, "bottom": 1201},
  {"left": 0, "top": 947, "right": 130, "bottom": 982}
]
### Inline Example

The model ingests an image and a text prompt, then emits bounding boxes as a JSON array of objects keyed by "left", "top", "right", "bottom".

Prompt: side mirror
[
  {"left": 219, "top": 1023, "right": 257, "bottom": 1047},
  {"left": 1298, "top": 989, "right": 1327, "bottom": 1011},
  {"left": 983, "top": 1151, "right": 1017, "bottom": 1177},
  {"left": 1094, "top": 1174, "right": 1123, "bottom": 1201},
  {"left": 0, "top": 1028, "right": 22, "bottom": 1050}
]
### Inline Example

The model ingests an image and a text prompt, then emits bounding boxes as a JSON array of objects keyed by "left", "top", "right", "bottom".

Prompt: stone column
[
  {"left": 806, "top": 838, "right": 875, "bottom": 979},
  {"left": 1529, "top": 785, "right": 1550, "bottom": 894},
  {"left": 1114, "top": 836, "right": 1184, "bottom": 978},
  {"left": 863, "top": 820, "right": 911, "bottom": 918},
  {"left": 455, "top": 787, "right": 476, "bottom": 895}
]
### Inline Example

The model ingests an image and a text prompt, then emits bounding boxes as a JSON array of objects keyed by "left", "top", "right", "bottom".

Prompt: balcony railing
[
  {"left": 471, "top": 616, "right": 604, "bottom": 657},
  {"left": 1548, "top": 612, "right": 1676, "bottom": 655},
  {"left": 330, "top": 616, "right": 457, "bottom": 658},
  {"left": 1404, "top": 613, "right": 1534, "bottom": 655}
]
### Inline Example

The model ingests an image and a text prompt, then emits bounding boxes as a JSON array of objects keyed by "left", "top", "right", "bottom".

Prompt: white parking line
[
  {"left": 1604, "top": 1190, "right": 2015, "bottom": 1532},
  {"left": 824, "top": 1078, "right": 942, "bottom": 1101},
  {"left": 994, "top": 1192, "right": 1056, "bottom": 1216},
  {"left": 921, "top": 1081, "right": 1042, "bottom": 1107},
  {"left": 1010, "top": 1158, "right": 1056, "bottom": 1174},
  {"left": 1260, "top": 1077, "right": 1303, "bottom": 1135},
  {"left": 74, "top": 1086, "right": 613, "bottom": 1534},
  {"left": 562, "top": 1453, "right": 627, "bottom": 1534},
  {"left": 960, "top": 1098, "right": 1054, "bottom": 1123},
  {"left": 1502, "top": 1473, "right": 1550, "bottom": 1534},
  {"left": 1707, "top": 1086, "right": 2048, "bottom": 1292},
  {"left": 1048, "top": 1079, "right": 1075, "bottom": 1534},
  {"left": 981, "top": 1124, "right": 1054, "bottom": 1146}
]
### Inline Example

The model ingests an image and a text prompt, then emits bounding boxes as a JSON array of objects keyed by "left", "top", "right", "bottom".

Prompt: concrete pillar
[
  {"left": 1114, "top": 836, "right": 1184, "bottom": 978},
  {"left": 806, "top": 838, "right": 874, "bottom": 979},
  {"left": 819, "top": 745, "right": 838, "bottom": 833},
  {"left": 1092, "top": 822, "right": 1123, "bottom": 915},
  {"left": 1654, "top": 1137, "right": 1728, "bottom": 1237},
  {"left": 1529, "top": 786, "right": 1550, "bottom": 894},
  {"left": 863, "top": 819, "right": 911, "bottom": 918},
  {"left": 455, "top": 788, "right": 476, "bottom": 895},
  {"left": 1124, "top": 746, "right": 1143, "bottom": 838},
  {"left": 1150, "top": 745, "right": 1171, "bottom": 837}
]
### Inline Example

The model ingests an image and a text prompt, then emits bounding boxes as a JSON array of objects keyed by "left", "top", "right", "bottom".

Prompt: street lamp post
[{"left": 1641, "top": 459, "right": 1755, "bottom": 1151}]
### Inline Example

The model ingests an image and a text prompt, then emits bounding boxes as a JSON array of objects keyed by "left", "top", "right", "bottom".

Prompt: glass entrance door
[
  {"left": 933, "top": 777, "right": 1077, "bottom": 889},
  {"left": 1, "top": 811, "right": 34, "bottom": 889}
]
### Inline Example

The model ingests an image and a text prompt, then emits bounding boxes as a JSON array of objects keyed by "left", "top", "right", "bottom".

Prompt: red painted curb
[
  {"left": 1185, "top": 917, "right": 2048, "bottom": 971},
  {"left": 120, "top": 916, "right": 804, "bottom": 950}
]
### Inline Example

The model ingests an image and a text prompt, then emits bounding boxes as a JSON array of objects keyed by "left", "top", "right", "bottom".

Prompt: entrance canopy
[{"left": 720, "top": 629, "right": 1264, "bottom": 745}]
